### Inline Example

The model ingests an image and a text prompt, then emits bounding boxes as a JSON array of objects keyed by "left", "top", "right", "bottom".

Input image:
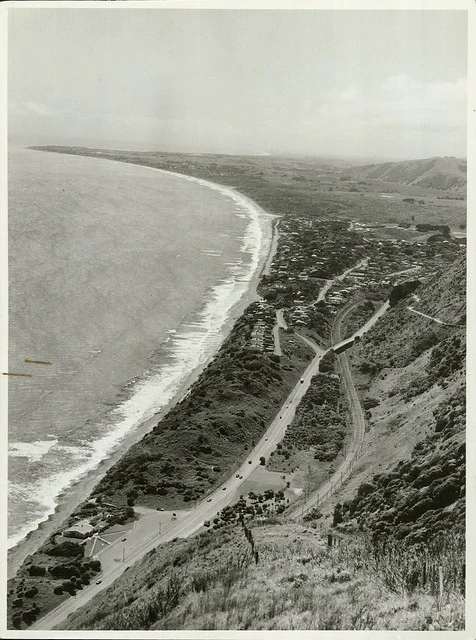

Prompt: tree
[{"left": 333, "top": 503, "right": 343, "bottom": 526}]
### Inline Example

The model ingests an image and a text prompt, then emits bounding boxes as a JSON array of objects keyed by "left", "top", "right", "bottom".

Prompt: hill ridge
[{"left": 348, "top": 156, "right": 466, "bottom": 193}]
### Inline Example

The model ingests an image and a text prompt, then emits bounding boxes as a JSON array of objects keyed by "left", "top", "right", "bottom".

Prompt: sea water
[{"left": 7, "top": 148, "right": 269, "bottom": 549}]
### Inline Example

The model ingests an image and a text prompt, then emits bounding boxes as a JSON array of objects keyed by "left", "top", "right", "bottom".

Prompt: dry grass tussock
[{"left": 64, "top": 522, "right": 464, "bottom": 631}]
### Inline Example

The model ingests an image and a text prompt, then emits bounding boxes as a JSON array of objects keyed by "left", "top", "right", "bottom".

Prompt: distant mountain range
[{"left": 348, "top": 156, "right": 467, "bottom": 193}]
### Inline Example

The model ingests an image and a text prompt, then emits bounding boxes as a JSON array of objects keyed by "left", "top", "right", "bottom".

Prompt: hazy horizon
[{"left": 9, "top": 8, "right": 467, "bottom": 161}]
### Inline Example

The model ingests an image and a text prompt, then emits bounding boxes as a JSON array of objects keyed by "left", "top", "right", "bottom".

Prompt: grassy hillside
[
  {"left": 60, "top": 520, "right": 463, "bottom": 631},
  {"left": 348, "top": 157, "right": 466, "bottom": 193}
]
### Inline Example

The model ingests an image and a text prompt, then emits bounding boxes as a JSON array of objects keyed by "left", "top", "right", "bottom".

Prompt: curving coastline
[{"left": 8, "top": 154, "right": 276, "bottom": 576}]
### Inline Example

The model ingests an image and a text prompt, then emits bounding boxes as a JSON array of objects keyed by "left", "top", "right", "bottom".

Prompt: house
[{"left": 63, "top": 519, "right": 95, "bottom": 540}]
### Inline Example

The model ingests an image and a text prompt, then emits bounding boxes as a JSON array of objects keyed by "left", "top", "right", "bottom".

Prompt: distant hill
[{"left": 348, "top": 156, "right": 467, "bottom": 193}]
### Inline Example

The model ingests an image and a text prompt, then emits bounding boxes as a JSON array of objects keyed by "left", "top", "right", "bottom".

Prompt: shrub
[
  {"left": 61, "top": 581, "right": 77, "bottom": 595},
  {"left": 12, "top": 612, "right": 23, "bottom": 629},
  {"left": 27, "top": 565, "right": 46, "bottom": 577},
  {"left": 48, "top": 564, "right": 80, "bottom": 579},
  {"left": 22, "top": 609, "right": 37, "bottom": 625},
  {"left": 44, "top": 540, "right": 84, "bottom": 558},
  {"left": 333, "top": 503, "right": 343, "bottom": 526}
]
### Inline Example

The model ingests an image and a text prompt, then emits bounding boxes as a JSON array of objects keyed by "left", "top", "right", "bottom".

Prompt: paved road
[
  {"left": 407, "top": 306, "right": 444, "bottom": 325},
  {"left": 32, "top": 335, "right": 326, "bottom": 630},
  {"left": 273, "top": 309, "right": 288, "bottom": 356},
  {"left": 288, "top": 299, "right": 389, "bottom": 520}
]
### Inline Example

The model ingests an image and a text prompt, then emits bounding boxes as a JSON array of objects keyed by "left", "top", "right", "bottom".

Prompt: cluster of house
[
  {"left": 260, "top": 216, "right": 464, "bottom": 336},
  {"left": 248, "top": 302, "right": 276, "bottom": 352}
]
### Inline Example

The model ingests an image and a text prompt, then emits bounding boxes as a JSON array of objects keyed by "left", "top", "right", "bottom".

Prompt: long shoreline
[{"left": 8, "top": 155, "right": 277, "bottom": 578}]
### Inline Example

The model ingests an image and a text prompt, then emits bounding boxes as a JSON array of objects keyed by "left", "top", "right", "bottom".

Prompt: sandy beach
[{"left": 8, "top": 164, "right": 276, "bottom": 578}]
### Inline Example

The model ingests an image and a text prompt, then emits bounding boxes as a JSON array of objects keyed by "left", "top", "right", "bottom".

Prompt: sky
[{"left": 8, "top": 7, "right": 468, "bottom": 161}]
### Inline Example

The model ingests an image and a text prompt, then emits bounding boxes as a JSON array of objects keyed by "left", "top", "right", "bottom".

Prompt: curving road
[
  {"left": 32, "top": 334, "right": 326, "bottom": 630},
  {"left": 288, "top": 299, "right": 389, "bottom": 520}
]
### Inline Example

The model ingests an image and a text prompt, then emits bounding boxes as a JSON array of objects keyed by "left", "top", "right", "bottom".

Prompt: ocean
[{"left": 7, "top": 147, "right": 271, "bottom": 551}]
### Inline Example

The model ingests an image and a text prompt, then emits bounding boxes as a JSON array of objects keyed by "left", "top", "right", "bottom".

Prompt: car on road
[
  {"left": 248, "top": 460, "right": 252, "bottom": 464},
  {"left": 121, "top": 538, "right": 127, "bottom": 542},
  {"left": 96, "top": 580, "right": 102, "bottom": 585},
  {"left": 300, "top": 378, "right": 304, "bottom": 383},
  {"left": 222, "top": 487, "right": 227, "bottom": 490},
  {"left": 236, "top": 473, "right": 240, "bottom": 478},
  {"left": 207, "top": 498, "right": 212, "bottom": 502},
  {"left": 156, "top": 507, "right": 164, "bottom": 511},
  {"left": 265, "top": 437, "right": 268, "bottom": 441}
]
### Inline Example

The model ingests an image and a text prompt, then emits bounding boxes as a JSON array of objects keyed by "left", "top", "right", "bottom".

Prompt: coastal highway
[{"left": 32, "top": 334, "right": 327, "bottom": 630}]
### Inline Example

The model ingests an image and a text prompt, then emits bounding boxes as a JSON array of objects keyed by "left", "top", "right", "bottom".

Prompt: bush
[
  {"left": 24, "top": 587, "right": 38, "bottom": 598},
  {"left": 44, "top": 540, "right": 84, "bottom": 558},
  {"left": 333, "top": 503, "right": 343, "bottom": 526},
  {"left": 12, "top": 612, "right": 23, "bottom": 629},
  {"left": 53, "top": 586, "right": 63, "bottom": 595},
  {"left": 89, "top": 559, "right": 101, "bottom": 572},
  {"left": 48, "top": 564, "right": 80, "bottom": 579},
  {"left": 22, "top": 609, "right": 37, "bottom": 625},
  {"left": 363, "top": 397, "right": 380, "bottom": 410},
  {"left": 61, "top": 581, "right": 77, "bottom": 595},
  {"left": 27, "top": 565, "right": 46, "bottom": 577}
]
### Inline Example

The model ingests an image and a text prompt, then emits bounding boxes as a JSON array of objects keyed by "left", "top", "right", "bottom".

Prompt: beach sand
[{"left": 8, "top": 171, "right": 276, "bottom": 578}]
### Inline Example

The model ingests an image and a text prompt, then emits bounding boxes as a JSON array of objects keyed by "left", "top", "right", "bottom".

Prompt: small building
[{"left": 63, "top": 519, "right": 95, "bottom": 540}]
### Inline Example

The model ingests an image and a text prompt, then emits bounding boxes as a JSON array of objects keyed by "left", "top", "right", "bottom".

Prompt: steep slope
[
  {"left": 61, "top": 522, "right": 463, "bottom": 631},
  {"left": 348, "top": 157, "right": 466, "bottom": 193},
  {"left": 333, "top": 256, "right": 465, "bottom": 545}
]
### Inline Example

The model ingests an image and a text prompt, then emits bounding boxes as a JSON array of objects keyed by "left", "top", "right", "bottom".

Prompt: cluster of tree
[
  {"left": 279, "top": 373, "right": 346, "bottom": 461},
  {"left": 318, "top": 350, "right": 335, "bottom": 374},
  {"left": 8, "top": 547, "right": 102, "bottom": 628},
  {"left": 416, "top": 223, "right": 450, "bottom": 235},
  {"left": 211, "top": 490, "right": 288, "bottom": 531},
  {"left": 337, "top": 389, "right": 465, "bottom": 545},
  {"left": 388, "top": 280, "right": 421, "bottom": 307}
]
